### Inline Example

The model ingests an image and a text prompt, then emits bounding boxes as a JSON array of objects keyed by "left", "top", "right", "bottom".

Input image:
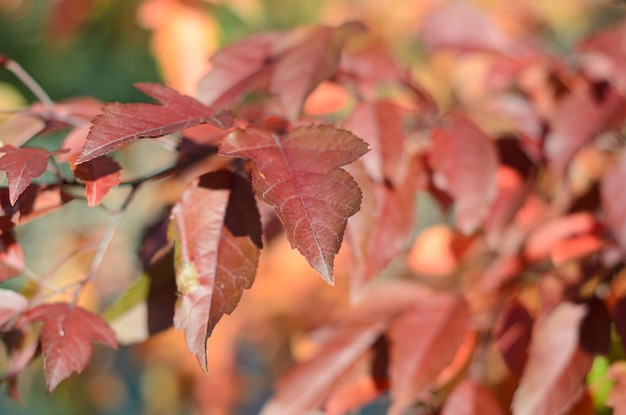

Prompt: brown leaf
[
  {"left": 602, "top": 150, "right": 626, "bottom": 253},
  {"left": 388, "top": 294, "right": 469, "bottom": 415},
  {"left": 169, "top": 170, "right": 262, "bottom": 371},
  {"left": 76, "top": 83, "right": 233, "bottom": 164},
  {"left": 511, "top": 302, "right": 592, "bottom": 415},
  {"left": 219, "top": 125, "right": 368, "bottom": 284}
]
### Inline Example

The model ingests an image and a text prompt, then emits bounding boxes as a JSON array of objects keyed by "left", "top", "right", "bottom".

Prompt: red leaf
[
  {"left": 270, "top": 21, "right": 366, "bottom": 120},
  {"left": 0, "top": 146, "right": 51, "bottom": 205},
  {"left": 73, "top": 156, "right": 121, "bottom": 207},
  {"left": 578, "top": 23, "right": 626, "bottom": 95},
  {"left": 196, "top": 33, "right": 280, "bottom": 108},
  {"left": 169, "top": 170, "right": 262, "bottom": 371},
  {"left": 442, "top": 380, "right": 504, "bottom": 415},
  {"left": 261, "top": 321, "right": 386, "bottom": 415},
  {"left": 388, "top": 294, "right": 469, "bottom": 415},
  {"left": 494, "top": 300, "right": 533, "bottom": 377},
  {"left": 24, "top": 303, "right": 118, "bottom": 392},
  {"left": 511, "top": 302, "right": 592, "bottom": 415},
  {"left": 219, "top": 125, "right": 368, "bottom": 284},
  {"left": 0, "top": 289, "right": 27, "bottom": 330},
  {"left": 607, "top": 361, "right": 626, "bottom": 415},
  {"left": 429, "top": 112, "right": 498, "bottom": 234},
  {"left": 0, "top": 232, "right": 24, "bottom": 283},
  {"left": 602, "top": 150, "right": 626, "bottom": 253},
  {"left": 76, "top": 83, "right": 233, "bottom": 164},
  {"left": 545, "top": 85, "right": 626, "bottom": 179}
]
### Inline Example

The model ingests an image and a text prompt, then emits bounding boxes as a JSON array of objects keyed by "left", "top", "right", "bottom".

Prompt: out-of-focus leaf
[
  {"left": 0, "top": 114, "right": 46, "bottom": 147},
  {"left": 442, "top": 380, "right": 504, "bottom": 415},
  {"left": 545, "top": 85, "right": 626, "bottom": 180},
  {"left": 0, "top": 289, "right": 27, "bottom": 330},
  {"left": 602, "top": 150, "right": 626, "bottom": 253},
  {"left": 388, "top": 294, "right": 469, "bottom": 415},
  {"left": 607, "top": 361, "right": 626, "bottom": 415},
  {"left": 512, "top": 302, "right": 593, "bottom": 415},
  {"left": 0, "top": 185, "right": 72, "bottom": 231},
  {"left": 0, "top": 145, "right": 51, "bottom": 205},
  {"left": 76, "top": 83, "right": 233, "bottom": 164},
  {"left": 197, "top": 33, "right": 280, "bottom": 109},
  {"left": 494, "top": 300, "right": 533, "bottom": 377},
  {"left": 270, "top": 21, "right": 366, "bottom": 120},
  {"left": 578, "top": 23, "right": 626, "bottom": 95},
  {"left": 24, "top": 303, "right": 118, "bottom": 392},
  {"left": 73, "top": 156, "right": 121, "bottom": 207},
  {"left": 219, "top": 125, "right": 368, "bottom": 284},
  {"left": 169, "top": 170, "right": 262, "bottom": 371},
  {"left": 429, "top": 111, "right": 498, "bottom": 234}
]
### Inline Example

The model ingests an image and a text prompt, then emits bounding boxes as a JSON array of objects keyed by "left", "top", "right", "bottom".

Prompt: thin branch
[{"left": 4, "top": 59, "right": 54, "bottom": 118}]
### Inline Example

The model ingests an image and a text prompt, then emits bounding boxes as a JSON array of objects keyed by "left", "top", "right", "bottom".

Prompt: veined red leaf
[
  {"left": 442, "top": 380, "right": 504, "bottom": 415},
  {"left": 388, "top": 294, "right": 469, "bottom": 415},
  {"left": 169, "top": 170, "right": 262, "bottom": 371},
  {"left": 512, "top": 302, "right": 592, "bottom": 415},
  {"left": 260, "top": 321, "right": 386, "bottom": 415},
  {"left": 76, "top": 83, "right": 233, "bottom": 164},
  {"left": 24, "top": 303, "right": 118, "bottom": 392},
  {"left": 0, "top": 145, "right": 51, "bottom": 205},
  {"left": 219, "top": 125, "right": 368, "bottom": 284},
  {"left": 602, "top": 150, "right": 626, "bottom": 253},
  {"left": 429, "top": 111, "right": 498, "bottom": 234},
  {"left": 270, "top": 21, "right": 366, "bottom": 120},
  {"left": 545, "top": 85, "right": 626, "bottom": 180},
  {"left": 73, "top": 156, "right": 121, "bottom": 207},
  {"left": 0, "top": 289, "right": 27, "bottom": 330},
  {"left": 196, "top": 32, "right": 280, "bottom": 108}
]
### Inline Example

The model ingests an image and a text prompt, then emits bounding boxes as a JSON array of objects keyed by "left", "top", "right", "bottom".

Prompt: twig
[{"left": 4, "top": 59, "right": 55, "bottom": 119}]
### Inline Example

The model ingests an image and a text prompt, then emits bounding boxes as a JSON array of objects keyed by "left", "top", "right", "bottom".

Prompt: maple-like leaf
[
  {"left": 511, "top": 302, "right": 592, "bottom": 415},
  {"left": 387, "top": 294, "right": 469, "bottom": 415},
  {"left": 73, "top": 156, "right": 121, "bottom": 207},
  {"left": 270, "top": 21, "right": 366, "bottom": 120},
  {"left": 196, "top": 33, "right": 280, "bottom": 108},
  {"left": 429, "top": 111, "right": 498, "bottom": 234},
  {"left": 24, "top": 303, "right": 118, "bottom": 392},
  {"left": 76, "top": 83, "right": 233, "bottom": 164},
  {"left": 219, "top": 125, "right": 368, "bottom": 284},
  {"left": 0, "top": 289, "right": 27, "bottom": 330},
  {"left": 0, "top": 145, "right": 51, "bottom": 205},
  {"left": 442, "top": 380, "right": 504, "bottom": 415},
  {"left": 169, "top": 170, "right": 262, "bottom": 371}
]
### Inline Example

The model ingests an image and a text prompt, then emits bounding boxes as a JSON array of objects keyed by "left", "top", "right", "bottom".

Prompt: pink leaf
[
  {"left": 429, "top": 111, "right": 498, "bottom": 234},
  {"left": 196, "top": 33, "right": 280, "bottom": 108},
  {"left": 602, "top": 150, "right": 626, "bottom": 253},
  {"left": 511, "top": 302, "right": 592, "bottom": 415},
  {"left": 388, "top": 294, "right": 469, "bottom": 415},
  {"left": 0, "top": 289, "right": 27, "bottom": 330},
  {"left": 219, "top": 125, "right": 368, "bottom": 284},
  {"left": 76, "top": 83, "right": 233, "bottom": 164},
  {"left": 0, "top": 145, "right": 51, "bottom": 205},
  {"left": 24, "top": 303, "right": 118, "bottom": 392},
  {"left": 494, "top": 300, "right": 533, "bottom": 377},
  {"left": 0, "top": 232, "right": 24, "bottom": 282},
  {"left": 442, "top": 380, "right": 504, "bottom": 415},
  {"left": 270, "top": 21, "right": 366, "bottom": 120},
  {"left": 578, "top": 23, "right": 626, "bottom": 95},
  {"left": 73, "top": 156, "right": 121, "bottom": 207},
  {"left": 607, "top": 361, "right": 626, "bottom": 415},
  {"left": 169, "top": 170, "right": 262, "bottom": 371}
]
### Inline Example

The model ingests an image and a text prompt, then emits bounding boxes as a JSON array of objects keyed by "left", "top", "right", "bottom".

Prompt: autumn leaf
[
  {"left": 260, "top": 321, "right": 386, "bottom": 415},
  {"left": 76, "top": 83, "right": 233, "bottom": 164},
  {"left": 602, "top": 150, "right": 626, "bottom": 253},
  {"left": 24, "top": 303, "right": 118, "bottom": 392},
  {"left": 73, "top": 156, "right": 121, "bottom": 207},
  {"left": 0, "top": 145, "right": 51, "bottom": 205},
  {"left": 607, "top": 361, "right": 626, "bottom": 415},
  {"left": 196, "top": 32, "right": 280, "bottom": 109},
  {"left": 578, "top": 23, "right": 626, "bottom": 95},
  {"left": 270, "top": 21, "right": 366, "bottom": 120},
  {"left": 0, "top": 289, "right": 27, "bottom": 330},
  {"left": 169, "top": 170, "right": 262, "bottom": 372},
  {"left": 0, "top": 232, "right": 24, "bottom": 283},
  {"left": 388, "top": 294, "right": 469, "bottom": 415},
  {"left": 219, "top": 125, "right": 368, "bottom": 284},
  {"left": 494, "top": 300, "right": 533, "bottom": 377},
  {"left": 512, "top": 302, "right": 592, "bottom": 415},
  {"left": 429, "top": 111, "right": 498, "bottom": 234},
  {"left": 442, "top": 380, "right": 504, "bottom": 415}
]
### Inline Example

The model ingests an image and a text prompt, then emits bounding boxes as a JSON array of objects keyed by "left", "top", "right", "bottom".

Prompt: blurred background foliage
[{"left": 0, "top": 0, "right": 625, "bottom": 414}]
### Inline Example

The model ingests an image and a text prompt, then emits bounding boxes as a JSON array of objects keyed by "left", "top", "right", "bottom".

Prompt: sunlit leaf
[
  {"left": 0, "top": 145, "right": 51, "bottom": 205},
  {"left": 73, "top": 156, "right": 121, "bottom": 207}
]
